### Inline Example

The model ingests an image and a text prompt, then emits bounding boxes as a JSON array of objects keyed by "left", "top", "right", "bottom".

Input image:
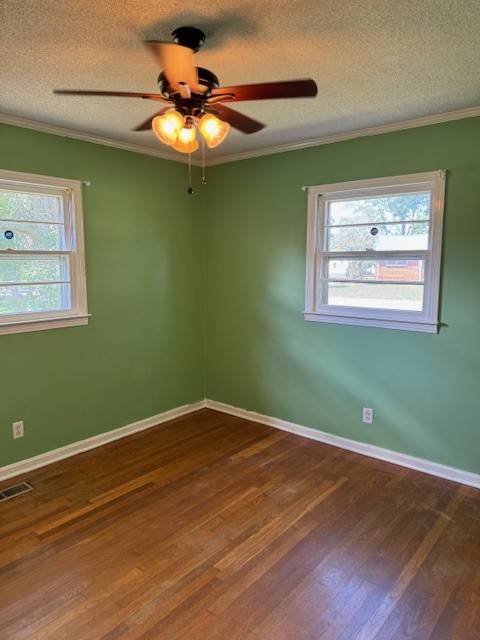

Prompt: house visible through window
[
  {"left": 304, "top": 171, "right": 446, "bottom": 332},
  {"left": 0, "top": 170, "right": 88, "bottom": 335}
]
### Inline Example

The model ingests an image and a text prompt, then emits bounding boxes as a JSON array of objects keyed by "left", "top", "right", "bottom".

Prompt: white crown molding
[
  {"left": 205, "top": 399, "right": 480, "bottom": 489},
  {"left": 0, "top": 400, "right": 206, "bottom": 482},
  {"left": 205, "top": 106, "right": 480, "bottom": 165},
  {"left": 2, "top": 106, "right": 479, "bottom": 169},
  {"left": 0, "top": 113, "right": 202, "bottom": 166}
]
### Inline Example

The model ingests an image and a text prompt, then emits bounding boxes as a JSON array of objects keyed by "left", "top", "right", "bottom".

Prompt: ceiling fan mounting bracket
[{"left": 171, "top": 27, "right": 205, "bottom": 52}]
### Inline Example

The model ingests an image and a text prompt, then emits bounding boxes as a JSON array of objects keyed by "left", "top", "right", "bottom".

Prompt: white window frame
[
  {"left": 0, "top": 169, "right": 89, "bottom": 336},
  {"left": 304, "top": 170, "right": 446, "bottom": 333}
]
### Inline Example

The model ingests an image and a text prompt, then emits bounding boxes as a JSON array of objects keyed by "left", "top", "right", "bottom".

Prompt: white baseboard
[
  {"left": 0, "top": 400, "right": 207, "bottom": 483},
  {"left": 205, "top": 399, "right": 480, "bottom": 489},
  {"left": 3, "top": 397, "right": 478, "bottom": 490}
]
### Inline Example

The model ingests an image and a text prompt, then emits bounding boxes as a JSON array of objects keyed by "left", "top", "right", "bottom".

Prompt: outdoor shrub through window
[
  {"left": 304, "top": 171, "right": 445, "bottom": 332},
  {"left": 0, "top": 170, "right": 88, "bottom": 335}
]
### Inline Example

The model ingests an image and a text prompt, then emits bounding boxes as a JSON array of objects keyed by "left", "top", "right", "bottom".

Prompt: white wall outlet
[
  {"left": 12, "top": 421, "right": 24, "bottom": 439},
  {"left": 362, "top": 408, "right": 374, "bottom": 424}
]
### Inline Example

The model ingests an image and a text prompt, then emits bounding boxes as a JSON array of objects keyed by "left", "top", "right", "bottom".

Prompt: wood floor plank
[
  {"left": 0, "top": 408, "right": 478, "bottom": 640},
  {"left": 213, "top": 476, "right": 348, "bottom": 575},
  {"left": 239, "top": 468, "right": 417, "bottom": 639},
  {"left": 351, "top": 487, "right": 468, "bottom": 640}
]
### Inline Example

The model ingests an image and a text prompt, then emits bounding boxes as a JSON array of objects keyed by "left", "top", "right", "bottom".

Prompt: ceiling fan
[{"left": 54, "top": 26, "right": 318, "bottom": 154}]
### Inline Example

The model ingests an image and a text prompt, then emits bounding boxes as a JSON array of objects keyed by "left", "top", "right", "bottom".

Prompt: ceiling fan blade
[
  {"left": 53, "top": 89, "right": 169, "bottom": 103},
  {"left": 143, "top": 41, "right": 200, "bottom": 93},
  {"left": 207, "top": 104, "right": 265, "bottom": 134},
  {"left": 133, "top": 107, "right": 171, "bottom": 131},
  {"left": 210, "top": 79, "right": 317, "bottom": 102}
]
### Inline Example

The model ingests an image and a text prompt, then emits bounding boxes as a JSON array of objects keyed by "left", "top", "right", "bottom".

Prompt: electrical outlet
[
  {"left": 362, "top": 408, "right": 374, "bottom": 424},
  {"left": 12, "top": 421, "right": 24, "bottom": 439}
]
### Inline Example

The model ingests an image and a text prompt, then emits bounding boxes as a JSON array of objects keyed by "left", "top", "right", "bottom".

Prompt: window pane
[
  {"left": 0, "top": 190, "right": 63, "bottom": 223},
  {"left": 0, "top": 256, "right": 69, "bottom": 283},
  {"left": 0, "top": 283, "right": 71, "bottom": 316},
  {"left": 327, "top": 282, "right": 424, "bottom": 311},
  {"left": 328, "top": 258, "right": 425, "bottom": 282},
  {"left": 326, "top": 222, "right": 429, "bottom": 252},
  {"left": 327, "top": 193, "right": 430, "bottom": 226},
  {"left": 0, "top": 221, "right": 65, "bottom": 251}
]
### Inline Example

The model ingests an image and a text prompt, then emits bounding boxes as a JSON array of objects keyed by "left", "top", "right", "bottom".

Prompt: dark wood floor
[{"left": 0, "top": 408, "right": 479, "bottom": 639}]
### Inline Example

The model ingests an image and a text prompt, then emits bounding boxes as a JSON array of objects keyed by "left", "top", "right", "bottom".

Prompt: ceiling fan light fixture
[
  {"left": 199, "top": 113, "right": 230, "bottom": 148},
  {"left": 172, "top": 125, "right": 199, "bottom": 153},
  {"left": 152, "top": 109, "right": 184, "bottom": 146},
  {"left": 54, "top": 27, "right": 318, "bottom": 166}
]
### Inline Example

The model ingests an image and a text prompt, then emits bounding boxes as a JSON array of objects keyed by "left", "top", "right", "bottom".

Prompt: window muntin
[
  {"left": 305, "top": 172, "right": 445, "bottom": 332},
  {"left": 0, "top": 170, "right": 88, "bottom": 335}
]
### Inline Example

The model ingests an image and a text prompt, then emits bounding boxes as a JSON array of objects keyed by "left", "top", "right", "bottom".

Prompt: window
[
  {"left": 0, "top": 169, "right": 88, "bottom": 335},
  {"left": 304, "top": 171, "right": 446, "bottom": 332}
]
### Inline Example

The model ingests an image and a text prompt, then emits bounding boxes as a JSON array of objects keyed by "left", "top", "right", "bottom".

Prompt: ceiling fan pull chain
[
  {"left": 202, "top": 137, "right": 207, "bottom": 186},
  {"left": 187, "top": 147, "right": 194, "bottom": 194}
]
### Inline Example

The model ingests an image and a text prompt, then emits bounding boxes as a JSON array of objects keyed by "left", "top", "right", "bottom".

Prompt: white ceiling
[{"left": 1, "top": 0, "right": 479, "bottom": 161}]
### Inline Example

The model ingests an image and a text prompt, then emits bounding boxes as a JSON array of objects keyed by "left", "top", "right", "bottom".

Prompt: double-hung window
[
  {"left": 0, "top": 170, "right": 88, "bottom": 335},
  {"left": 304, "top": 171, "right": 446, "bottom": 332}
]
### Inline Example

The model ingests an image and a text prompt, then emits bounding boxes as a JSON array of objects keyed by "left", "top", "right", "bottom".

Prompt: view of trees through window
[
  {"left": 0, "top": 191, "right": 70, "bottom": 316},
  {"left": 325, "top": 192, "right": 431, "bottom": 310}
]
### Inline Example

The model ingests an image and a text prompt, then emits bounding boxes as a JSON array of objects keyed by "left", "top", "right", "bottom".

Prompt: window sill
[
  {"left": 303, "top": 312, "right": 439, "bottom": 333},
  {"left": 0, "top": 314, "right": 90, "bottom": 336}
]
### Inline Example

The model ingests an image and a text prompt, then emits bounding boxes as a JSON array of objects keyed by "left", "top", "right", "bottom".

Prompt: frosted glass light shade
[
  {"left": 198, "top": 114, "right": 230, "bottom": 148},
  {"left": 152, "top": 110, "right": 184, "bottom": 146},
  {"left": 172, "top": 127, "right": 199, "bottom": 153}
]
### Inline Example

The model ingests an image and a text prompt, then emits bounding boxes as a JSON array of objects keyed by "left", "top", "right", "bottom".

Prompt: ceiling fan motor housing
[{"left": 157, "top": 68, "right": 220, "bottom": 99}]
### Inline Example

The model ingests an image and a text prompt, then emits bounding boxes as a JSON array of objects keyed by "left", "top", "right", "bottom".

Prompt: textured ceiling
[{"left": 1, "top": 0, "right": 479, "bottom": 160}]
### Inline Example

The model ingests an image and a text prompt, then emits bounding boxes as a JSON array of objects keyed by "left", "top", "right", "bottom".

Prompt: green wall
[
  {"left": 2, "top": 117, "right": 479, "bottom": 476},
  {"left": 0, "top": 124, "right": 205, "bottom": 467},
  {"left": 205, "top": 117, "right": 480, "bottom": 475}
]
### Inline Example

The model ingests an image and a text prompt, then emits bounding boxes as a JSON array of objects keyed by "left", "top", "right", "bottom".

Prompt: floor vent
[{"left": 0, "top": 482, "right": 33, "bottom": 502}]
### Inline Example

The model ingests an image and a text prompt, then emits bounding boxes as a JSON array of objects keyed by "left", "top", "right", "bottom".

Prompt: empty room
[{"left": 1, "top": 1, "right": 479, "bottom": 639}]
